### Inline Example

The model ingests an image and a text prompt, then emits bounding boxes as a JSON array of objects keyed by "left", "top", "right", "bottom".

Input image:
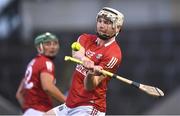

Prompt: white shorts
[
  {"left": 53, "top": 104, "right": 105, "bottom": 116},
  {"left": 23, "top": 108, "right": 45, "bottom": 116}
]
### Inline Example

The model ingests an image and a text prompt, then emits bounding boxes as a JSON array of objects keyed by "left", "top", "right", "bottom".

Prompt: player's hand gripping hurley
[{"left": 64, "top": 56, "right": 164, "bottom": 97}]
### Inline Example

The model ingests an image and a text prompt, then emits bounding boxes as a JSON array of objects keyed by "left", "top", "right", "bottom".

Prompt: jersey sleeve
[
  {"left": 100, "top": 55, "right": 121, "bottom": 73},
  {"left": 100, "top": 43, "right": 122, "bottom": 73},
  {"left": 77, "top": 33, "right": 89, "bottom": 48}
]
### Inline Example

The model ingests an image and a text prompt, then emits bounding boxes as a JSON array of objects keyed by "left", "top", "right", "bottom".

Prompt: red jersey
[
  {"left": 66, "top": 34, "right": 122, "bottom": 112},
  {"left": 22, "top": 54, "right": 55, "bottom": 112}
]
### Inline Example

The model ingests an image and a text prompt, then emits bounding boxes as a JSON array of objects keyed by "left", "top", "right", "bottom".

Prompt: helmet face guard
[{"left": 96, "top": 7, "right": 124, "bottom": 40}]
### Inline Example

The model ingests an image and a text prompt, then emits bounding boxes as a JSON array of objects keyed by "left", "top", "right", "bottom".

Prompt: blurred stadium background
[{"left": 0, "top": 0, "right": 180, "bottom": 115}]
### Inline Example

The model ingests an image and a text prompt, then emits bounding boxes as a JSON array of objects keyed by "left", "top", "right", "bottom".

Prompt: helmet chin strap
[
  {"left": 96, "top": 32, "right": 116, "bottom": 40},
  {"left": 39, "top": 43, "right": 44, "bottom": 54}
]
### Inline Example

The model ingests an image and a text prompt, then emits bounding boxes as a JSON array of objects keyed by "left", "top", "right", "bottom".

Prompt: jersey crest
[
  {"left": 96, "top": 54, "right": 103, "bottom": 59},
  {"left": 86, "top": 49, "right": 95, "bottom": 58}
]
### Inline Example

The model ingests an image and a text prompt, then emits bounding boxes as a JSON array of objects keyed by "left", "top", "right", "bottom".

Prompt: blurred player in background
[
  {"left": 45, "top": 7, "right": 124, "bottom": 116},
  {"left": 16, "top": 32, "right": 66, "bottom": 116}
]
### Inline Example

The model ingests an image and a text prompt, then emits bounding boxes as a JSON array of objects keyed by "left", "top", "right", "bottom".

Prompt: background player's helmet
[
  {"left": 34, "top": 32, "right": 58, "bottom": 46},
  {"left": 96, "top": 7, "right": 124, "bottom": 40}
]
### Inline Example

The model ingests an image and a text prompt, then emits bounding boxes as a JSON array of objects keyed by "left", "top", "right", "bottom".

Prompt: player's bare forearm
[
  {"left": 16, "top": 87, "right": 24, "bottom": 107},
  {"left": 84, "top": 70, "right": 106, "bottom": 91},
  {"left": 16, "top": 78, "right": 25, "bottom": 107},
  {"left": 45, "top": 85, "right": 66, "bottom": 103},
  {"left": 40, "top": 72, "right": 66, "bottom": 103},
  {"left": 16, "top": 94, "right": 24, "bottom": 107},
  {"left": 84, "top": 71, "right": 96, "bottom": 90}
]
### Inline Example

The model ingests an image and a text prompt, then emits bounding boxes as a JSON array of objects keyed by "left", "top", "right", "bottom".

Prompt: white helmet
[{"left": 97, "top": 7, "right": 124, "bottom": 28}]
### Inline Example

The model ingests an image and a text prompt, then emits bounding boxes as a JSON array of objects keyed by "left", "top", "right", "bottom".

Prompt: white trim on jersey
[
  {"left": 46, "top": 61, "right": 53, "bottom": 72},
  {"left": 107, "top": 57, "right": 118, "bottom": 68},
  {"left": 104, "top": 37, "right": 115, "bottom": 47}
]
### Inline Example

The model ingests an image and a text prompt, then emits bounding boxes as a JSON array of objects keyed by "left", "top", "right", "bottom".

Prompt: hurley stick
[{"left": 64, "top": 56, "right": 164, "bottom": 97}]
